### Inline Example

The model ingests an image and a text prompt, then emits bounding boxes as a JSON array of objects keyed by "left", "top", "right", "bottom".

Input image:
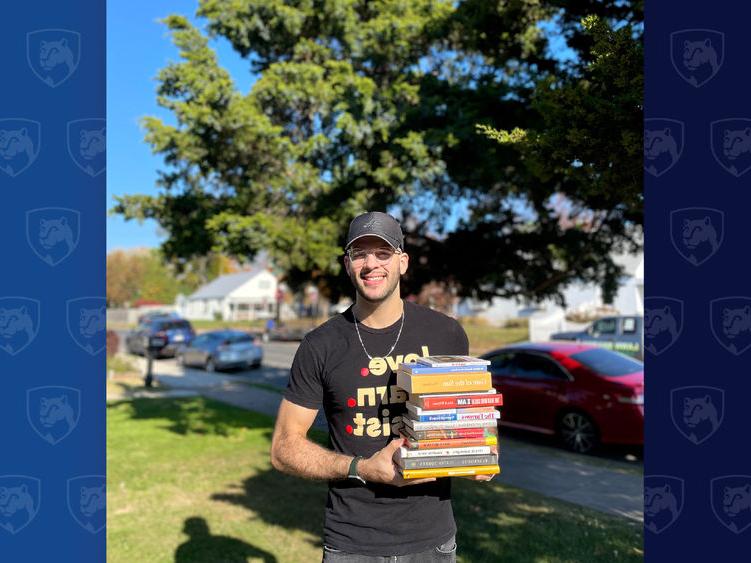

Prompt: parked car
[
  {"left": 177, "top": 330, "right": 263, "bottom": 372},
  {"left": 136, "top": 310, "right": 179, "bottom": 325},
  {"left": 269, "top": 324, "right": 312, "bottom": 341},
  {"left": 550, "top": 315, "right": 643, "bottom": 359},
  {"left": 125, "top": 317, "right": 195, "bottom": 358},
  {"left": 481, "top": 342, "right": 643, "bottom": 453}
]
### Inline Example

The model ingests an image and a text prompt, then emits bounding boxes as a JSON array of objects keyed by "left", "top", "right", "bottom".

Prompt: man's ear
[
  {"left": 399, "top": 252, "right": 409, "bottom": 275},
  {"left": 343, "top": 254, "right": 351, "bottom": 277}
]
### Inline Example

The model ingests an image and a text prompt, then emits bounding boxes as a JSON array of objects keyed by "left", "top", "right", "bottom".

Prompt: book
[
  {"left": 402, "top": 417, "right": 498, "bottom": 432},
  {"left": 396, "top": 370, "right": 491, "bottom": 394},
  {"left": 399, "top": 363, "right": 488, "bottom": 375},
  {"left": 405, "top": 436, "right": 498, "bottom": 449},
  {"left": 415, "top": 355, "right": 491, "bottom": 367},
  {"left": 404, "top": 409, "right": 500, "bottom": 423},
  {"left": 396, "top": 454, "right": 499, "bottom": 470},
  {"left": 398, "top": 445, "right": 494, "bottom": 458},
  {"left": 410, "top": 390, "right": 503, "bottom": 410},
  {"left": 406, "top": 403, "right": 499, "bottom": 418},
  {"left": 400, "top": 464, "right": 501, "bottom": 479},
  {"left": 402, "top": 426, "right": 498, "bottom": 441}
]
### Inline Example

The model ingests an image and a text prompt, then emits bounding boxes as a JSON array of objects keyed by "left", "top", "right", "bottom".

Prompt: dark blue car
[{"left": 125, "top": 317, "right": 195, "bottom": 358}]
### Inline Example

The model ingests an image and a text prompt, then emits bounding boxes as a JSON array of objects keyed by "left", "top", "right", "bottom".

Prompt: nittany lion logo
[
  {"left": 644, "top": 297, "right": 683, "bottom": 356},
  {"left": 670, "top": 208, "right": 723, "bottom": 266},
  {"left": 0, "top": 475, "right": 41, "bottom": 535},
  {"left": 671, "top": 386, "right": 724, "bottom": 445},
  {"left": 0, "top": 297, "right": 40, "bottom": 356},
  {"left": 710, "top": 297, "right": 751, "bottom": 355},
  {"left": 27, "top": 29, "right": 81, "bottom": 88},
  {"left": 67, "top": 119, "right": 106, "bottom": 177},
  {"left": 644, "top": 119, "right": 684, "bottom": 177},
  {"left": 711, "top": 476, "right": 751, "bottom": 534},
  {"left": 26, "top": 386, "right": 81, "bottom": 446},
  {"left": 67, "top": 475, "right": 105, "bottom": 533},
  {"left": 711, "top": 119, "right": 751, "bottom": 177},
  {"left": 670, "top": 29, "right": 724, "bottom": 88},
  {"left": 26, "top": 207, "right": 81, "bottom": 266},
  {"left": 644, "top": 475, "right": 684, "bottom": 534},
  {"left": 66, "top": 297, "right": 106, "bottom": 355},
  {"left": 0, "top": 118, "right": 41, "bottom": 178}
]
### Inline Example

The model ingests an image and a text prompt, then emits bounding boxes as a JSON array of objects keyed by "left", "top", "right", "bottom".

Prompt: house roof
[{"left": 188, "top": 269, "right": 265, "bottom": 300}]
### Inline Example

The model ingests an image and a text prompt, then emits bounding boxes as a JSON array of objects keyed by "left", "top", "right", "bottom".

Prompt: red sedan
[{"left": 481, "top": 342, "right": 643, "bottom": 453}]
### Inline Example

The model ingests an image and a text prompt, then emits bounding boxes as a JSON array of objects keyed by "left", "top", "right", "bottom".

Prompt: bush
[{"left": 106, "top": 330, "right": 120, "bottom": 357}]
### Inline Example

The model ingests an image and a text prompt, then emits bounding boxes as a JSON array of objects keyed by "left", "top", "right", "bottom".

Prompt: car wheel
[
  {"left": 205, "top": 357, "right": 216, "bottom": 373},
  {"left": 250, "top": 360, "right": 261, "bottom": 369},
  {"left": 557, "top": 411, "right": 599, "bottom": 454}
]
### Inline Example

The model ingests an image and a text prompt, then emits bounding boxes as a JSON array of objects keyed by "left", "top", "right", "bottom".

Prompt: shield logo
[
  {"left": 670, "top": 29, "right": 724, "bottom": 88},
  {"left": 670, "top": 386, "right": 724, "bottom": 445},
  {"left": 710, "top": 297, "right": 751, "bottom": 356},
  {"left": 26, "top": 386, "right": 81, "bottom": 446},
  {"left": 26, "top": 29, "right": 81, "bottom": 88},
  {"left": 670, "top": 207, "right": 724, "bottom": 266},
  {"left": 26, "top": 207, "right": 81, "bottom": 266},
  {"left": 67, "top": 475, "right": 105, "bottom": 533},
  {"left": 66, "top": 297, "right": 106, "bottom": 355},
  {"left": 0, "top": 297, "right": 40, "bottom": 356},
  {"left": 0, "top": 475, "right": 41, "bottom": 535},
  {"left": 644, "top": 119, "right": 684, "bottom": 177},
  {"left": 711, "top": 475, "right": 751, "bottom": 534},
  {"left": 0, "top": 118, "right": 41, "bottom": 178},
  {"left": 67, "top": 119, "right": 105, "bottom": 177},
  {"left": 644, "top": 297, "right": 684, "bottom": 356},
  {"left": 645, "top": 475, "right": 685, "bottom": 534},
  {"left": 710, "top": 119, "right": 751, "bottom": 177}
]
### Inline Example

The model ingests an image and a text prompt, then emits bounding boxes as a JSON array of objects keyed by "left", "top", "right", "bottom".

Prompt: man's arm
[
  {"left": 270, "top": 398, "right": 351, "bottom": 480},
  {"left": 270, "top": 398, "right": 435, "bottom": 486}
]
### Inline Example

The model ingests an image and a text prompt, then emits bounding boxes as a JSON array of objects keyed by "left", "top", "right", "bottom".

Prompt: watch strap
[{"left": 348, "top": 455, "right": 366, "bottom": 483}]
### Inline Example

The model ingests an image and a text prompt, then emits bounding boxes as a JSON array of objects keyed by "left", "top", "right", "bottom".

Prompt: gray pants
[{"left": 322, "top": 536, "right": 456, "bottom": 562}]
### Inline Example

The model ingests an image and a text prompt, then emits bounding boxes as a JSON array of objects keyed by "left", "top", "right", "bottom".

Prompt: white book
[
  {"left": 406, "top": 403, "right": 497, "bottom": 417},
  {"left": 415, "top": 355, "right": 491, "bottom": 367},
  {"left": 398, "top": 445, "right": 493, "bottom": 458}
]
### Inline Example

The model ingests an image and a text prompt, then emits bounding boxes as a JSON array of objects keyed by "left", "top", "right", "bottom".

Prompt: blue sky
[{"left": 107, "top": 1, "right": 255, "bottom": 251}]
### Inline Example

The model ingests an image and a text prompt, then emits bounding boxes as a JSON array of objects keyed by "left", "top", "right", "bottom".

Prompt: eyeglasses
[{"left": 347, "top": 247, "right": 401, "bottom": 266}]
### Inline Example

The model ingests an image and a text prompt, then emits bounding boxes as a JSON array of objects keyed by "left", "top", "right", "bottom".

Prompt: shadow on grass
[
  {"left": 211, "top": 462, "right": 329, "bottom": 550},
  {"left": 175, "top": 516, "right": 277, "bottom": 563}
]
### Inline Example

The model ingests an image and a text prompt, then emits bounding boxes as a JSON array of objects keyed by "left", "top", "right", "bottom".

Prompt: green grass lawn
[{"left": 108, "top": 397, "right": 642, "bottom": 563}]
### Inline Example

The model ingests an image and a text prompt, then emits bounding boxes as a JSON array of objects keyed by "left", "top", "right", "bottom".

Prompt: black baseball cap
[{"left": 345, "top": 211, "right": 404, "bottom": 251}]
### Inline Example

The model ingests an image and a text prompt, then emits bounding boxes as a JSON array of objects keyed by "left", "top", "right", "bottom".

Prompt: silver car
[{"left": 177, "top": 330, "right": 263, "bottom": 372}]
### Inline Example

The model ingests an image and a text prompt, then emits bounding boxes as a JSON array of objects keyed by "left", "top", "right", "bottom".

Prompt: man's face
[{"left": 344, "top": 236, "right": 409, "bottom": 304}]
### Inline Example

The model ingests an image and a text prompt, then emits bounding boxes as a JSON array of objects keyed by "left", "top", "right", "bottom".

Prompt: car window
[
  {"left": 621, "top": 317, "right": 637, "bottom": 334},
  {"left": 192, "top": 335, "right": 210, "bottom": 346},
  {"left": 486, "top": 352, "right": 515, "bottom": 376},
  {"left": 227, "top": 333, "right": 252, "bottom": 343},
  {"left": 511, "top": 353, "right": 569, "bottom": 380},
  {"left": 592, "top": 318, "right": 616, "bottom": 335},
  {"left": 570, "top": 348, "right": 642, "bottom": 376}
]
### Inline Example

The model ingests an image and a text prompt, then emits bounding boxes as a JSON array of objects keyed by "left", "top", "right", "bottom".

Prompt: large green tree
[{"left": 114, "top": 0, "right": 643, "bottom": 305}]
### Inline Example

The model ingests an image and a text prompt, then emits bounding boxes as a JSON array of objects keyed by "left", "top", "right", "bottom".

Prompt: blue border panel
[
  {"left": 0, "top": 2, "right": 105, "bottom": 561},
  {"left": 646, "top": 0, "right": 751, "bottom": 559}
]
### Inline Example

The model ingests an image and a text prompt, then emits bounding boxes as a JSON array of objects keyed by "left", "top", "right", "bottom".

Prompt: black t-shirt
[{"left": 283, "top": 301, "right": 469, "bottom": 556}]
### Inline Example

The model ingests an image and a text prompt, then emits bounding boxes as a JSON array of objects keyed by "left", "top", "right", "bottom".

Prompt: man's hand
[{"left": 358, "top": 437, "right": 436, "bottom": 487}]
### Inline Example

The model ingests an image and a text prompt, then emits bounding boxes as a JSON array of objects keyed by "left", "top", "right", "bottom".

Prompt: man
[{"left": 271, "top": 211, "right": 490, "bottom": 562}]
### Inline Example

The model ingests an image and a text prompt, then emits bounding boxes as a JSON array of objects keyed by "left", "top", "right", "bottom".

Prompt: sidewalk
[{"left": 138, "top": 357, "right": 643, "bottom": 522}]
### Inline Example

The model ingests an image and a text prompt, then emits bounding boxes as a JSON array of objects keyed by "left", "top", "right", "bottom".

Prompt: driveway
[{"left": 127, "top": 342, "right": 643, "bottom": 522}]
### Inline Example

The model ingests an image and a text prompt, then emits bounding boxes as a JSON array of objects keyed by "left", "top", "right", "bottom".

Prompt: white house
[
  {"left": 179, "top": 269, "right": 278, "bottom": 321},
  {"left": 464, "top": 251, "right": 644, "bottom": 325}
]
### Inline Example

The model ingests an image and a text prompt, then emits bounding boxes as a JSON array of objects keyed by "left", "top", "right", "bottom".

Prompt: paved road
[{"left": 126, "top": 342, "right": 643, "bottom": 522}]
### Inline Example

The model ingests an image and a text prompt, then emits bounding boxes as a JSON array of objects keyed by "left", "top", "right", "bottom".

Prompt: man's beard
[{"left": 350, "top": 269, "right": 401, "bottom": 304}]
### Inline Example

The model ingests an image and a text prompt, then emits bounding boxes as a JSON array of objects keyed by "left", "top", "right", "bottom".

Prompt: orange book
[
  {"left": 396, "top": 370, "right": 492, "bottom": 394},
  {"left": 406, "top": 436, "right": 498, "bottom": 449}
]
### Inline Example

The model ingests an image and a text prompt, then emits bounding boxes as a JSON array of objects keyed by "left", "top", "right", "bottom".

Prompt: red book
[{"left": 413, "top": 391, "right": 503, "bottom": 410}]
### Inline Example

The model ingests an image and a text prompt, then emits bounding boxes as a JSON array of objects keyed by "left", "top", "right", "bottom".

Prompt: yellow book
[
  {"left": 401, "top": 464, "right": 501, "bottom": 479},
  {"left": 396, "top": 371, "right": 492, "bottom": 394}
]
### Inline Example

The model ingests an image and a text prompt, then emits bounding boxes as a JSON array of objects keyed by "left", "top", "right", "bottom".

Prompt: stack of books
[{"left": 395, "top": 355, "right": 503, "bottom": 479}]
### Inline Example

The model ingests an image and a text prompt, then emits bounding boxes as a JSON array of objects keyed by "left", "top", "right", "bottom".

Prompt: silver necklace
[{"left": 353, "top": 305, "right": 405, "bottom": 360}]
